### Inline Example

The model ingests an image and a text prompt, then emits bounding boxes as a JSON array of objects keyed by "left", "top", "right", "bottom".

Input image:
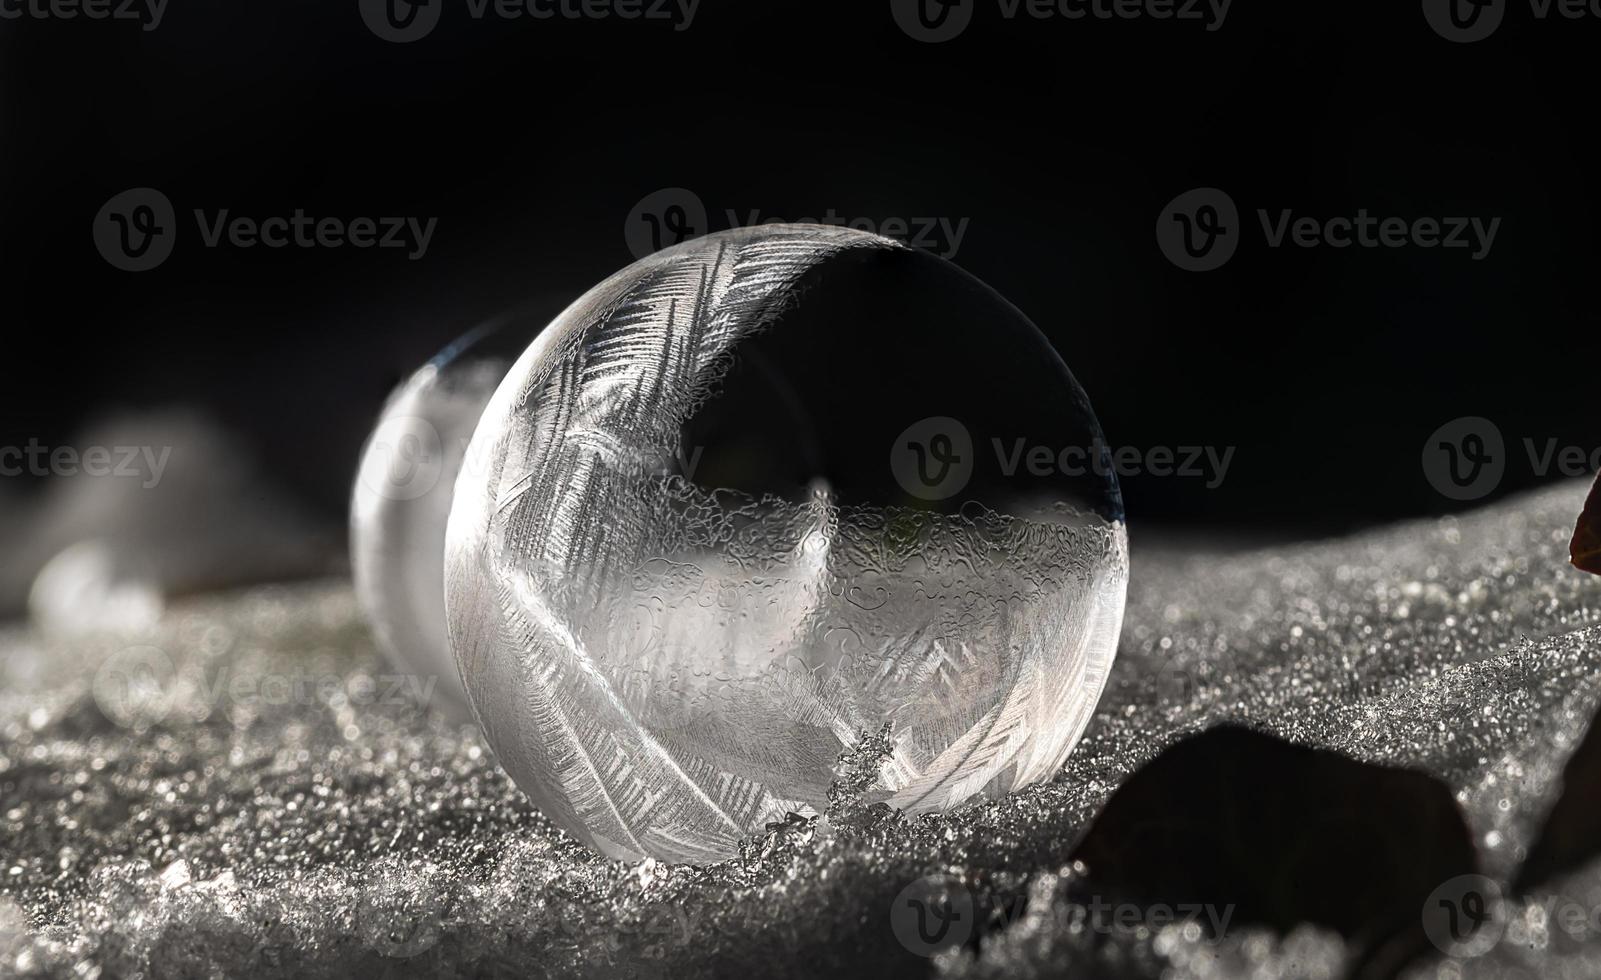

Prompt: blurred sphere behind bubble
[
  {"left": 29, "top": 539, "right": 163, "bottom": 637},
  {"left": 351, "top": 310, "right": 553, "bottom": 718},
  {"left": 13, "top": 410, "right": 337, "bottom": 629}
]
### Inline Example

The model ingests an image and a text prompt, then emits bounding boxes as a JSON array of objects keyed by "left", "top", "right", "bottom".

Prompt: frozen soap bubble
[
  {"left": 446, "top": 225, "right": 1128, "bottom": 863},
  {"left": 352, "top": 311, "right": 551, "bottom": 718}
]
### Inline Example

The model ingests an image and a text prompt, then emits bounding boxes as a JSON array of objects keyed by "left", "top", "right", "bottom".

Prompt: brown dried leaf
[{"left": 1573, "top": 475, "right": 1601, "bottom": 575}]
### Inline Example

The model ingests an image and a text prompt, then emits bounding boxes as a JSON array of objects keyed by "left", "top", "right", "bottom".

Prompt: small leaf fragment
[{"left": 1572, "top": 475, "right": 1601, "bottom": 575}]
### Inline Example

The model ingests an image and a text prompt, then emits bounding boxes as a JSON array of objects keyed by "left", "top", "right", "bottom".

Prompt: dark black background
[{"left": 2, "top": 0, "right": 1596, "bottom": 541}]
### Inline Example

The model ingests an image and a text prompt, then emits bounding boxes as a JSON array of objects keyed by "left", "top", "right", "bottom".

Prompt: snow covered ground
[{"left": 2, "top": 480, "right": 1599, "bottom": 979}]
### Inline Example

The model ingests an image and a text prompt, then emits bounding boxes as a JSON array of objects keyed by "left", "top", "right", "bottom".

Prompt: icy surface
[{"left": 1, "top": 481, "right": 1600, "bottom": 978}]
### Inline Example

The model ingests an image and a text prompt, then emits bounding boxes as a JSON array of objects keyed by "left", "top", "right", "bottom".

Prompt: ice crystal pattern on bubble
[{"left": 445, "top": 225, "right": 1128, "bottom": 863}]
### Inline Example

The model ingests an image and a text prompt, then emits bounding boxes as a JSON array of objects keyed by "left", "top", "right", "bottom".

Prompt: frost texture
[{"left": 444, "top": 225, "right": 1129, "bottom": 862}]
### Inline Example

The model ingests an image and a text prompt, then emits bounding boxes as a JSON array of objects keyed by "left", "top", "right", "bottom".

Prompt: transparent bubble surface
[
  {"left": 445, "top": 225, "right": 1128, "bottom": 863},
  {"left": 351, "top": 315, "right": 549, "bottom": 717}
]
